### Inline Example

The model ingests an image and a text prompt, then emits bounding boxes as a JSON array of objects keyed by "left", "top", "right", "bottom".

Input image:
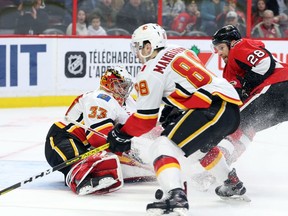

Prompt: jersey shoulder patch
[{"left": 97, "top": 93, "right": 111, "bottom": 102}]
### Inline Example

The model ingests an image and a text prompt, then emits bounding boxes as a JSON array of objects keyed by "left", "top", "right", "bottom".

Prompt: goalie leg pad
[{"left": 66, "top": 151, "right": 123, "bottom": 195}]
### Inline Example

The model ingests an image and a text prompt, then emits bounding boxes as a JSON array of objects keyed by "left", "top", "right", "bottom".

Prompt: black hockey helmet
[{"left": 212, "top": 25, "right": 242, "bottom": 47}]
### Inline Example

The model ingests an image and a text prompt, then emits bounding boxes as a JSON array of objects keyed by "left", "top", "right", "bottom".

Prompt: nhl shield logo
[{"left": 65, "top": 52, "right": 86, "bottom": 77}]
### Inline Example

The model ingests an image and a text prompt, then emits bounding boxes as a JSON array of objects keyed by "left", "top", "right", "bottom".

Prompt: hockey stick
[
  {"left": 65, "top": 116, "right": 107, "bottom": 139},
  {"left": 65, "top": 116, "right": 163, "bottom": 142},
  {"left": 65, "top": 116, "right": 154, "bottom": 173},
  {"left": 0, "top": 143, "right": 109, "bottom": 196}
]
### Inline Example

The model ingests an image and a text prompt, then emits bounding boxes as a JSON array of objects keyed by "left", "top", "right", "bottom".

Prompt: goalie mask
[
  {"left": 131, "top": 23, "right": 167, "bottom": 59},
  {"left": 100, "top": 66, "right": 133, "bottom": 106}
]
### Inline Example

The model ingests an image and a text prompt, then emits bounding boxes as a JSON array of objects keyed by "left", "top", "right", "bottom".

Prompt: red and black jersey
[{"left": 223, "top": 38, "right": 288, "bottom": 96}]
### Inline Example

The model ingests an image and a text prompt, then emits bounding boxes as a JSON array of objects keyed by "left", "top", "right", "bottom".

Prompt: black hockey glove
[
  {"left": 160, "top": 105, "right": 184, "bottom": 128},
  {"left": 159, "top": 105, "right": 174, "bottom": 123},
  {"left": 236, "top": 75, "right": 252, "bottom": 101},
  {"left": 107, "top": 124, "right": 133, "bottom": 153},
  {"left": 235, "top": 87, "right": 249, "bottom": 101}
]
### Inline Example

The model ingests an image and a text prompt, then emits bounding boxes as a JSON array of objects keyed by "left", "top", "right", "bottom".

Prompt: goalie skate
[
  {"left": 77, "top": 175, "right": 117, "bottom": 195},
  {"left": 146, "top": 188, "right": 189, "bottom": 216}
]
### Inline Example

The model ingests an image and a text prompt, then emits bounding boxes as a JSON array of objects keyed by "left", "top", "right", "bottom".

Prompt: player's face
[
  {"left": 213, "top": 43, "right": 229, "bottom": 64},
  {"left": 141, "top": 43, "right": 153, "bottom": 62},
  {"left": 132, "top": 42, "right": 153, "bottom": 64}
]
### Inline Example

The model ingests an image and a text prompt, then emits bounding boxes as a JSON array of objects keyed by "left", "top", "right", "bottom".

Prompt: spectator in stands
[
  {"left": 14, "top": 0, "right": 49, "bottom": 34},
  {"left": 216, "top": 0, "right": 246, "bottom": 27},
  {"left": 90, "top": 0, "right": 118, "bottom": 29},
  {"left": 215, "top": 2, "right": 228, "bottom": 26},
  {"left": 200, "top": 0, "right": 226, "bottom": 36},
  {"left": 252, "top": 9, "right": 282, "bottom": 38},
  {"left": 111, "top": 0, "right": 125, "bottom": 12},
  {"left": 78, "top": 0, "right": 99, "bottom": 13},
  {"left": 266, "top": 0, "right": 288, "bottom": 37},
  {"left": 276, "top": 12, "right": 288, "bottom": 37},
  {"left": 225, "top": 10, "right": 246, "bottom": 36},
  {"left": 252, "top": 0, "right": 267, "bottom": 27},
  {"left": 281, "top": 23, "right": 288, "bottom": 37},
  {"left": 261, "top": 0, "right": 288, "bottom": 30},
  {"left": 66, "top": 8, "right": 88, "bottom": 35},
  {"left": 162, "top": 0, "right": 185, "bottom": 29},
  {"left": 142, "top": 0, "right": 157, "bottom": 22},
  {"left": 171, "top": 0, "right": 201, "bottom": 34},
  {"left": 266, "top": 0, "right": 287, "bottom": 17},
  {"left": 116, "top": 0, "right": 156, "bottom": 34},
  {"left": 225, "top": 0, "right": 246, "bottom": 24},
  {"left": 63, "top": 0, "right": 91, "bottom": 25},
  {"left": 87, "top": 13, "right": 107, "bottom": 35},
  {"left": 62, "top": 0, "right": 73, "bottom": 25}
]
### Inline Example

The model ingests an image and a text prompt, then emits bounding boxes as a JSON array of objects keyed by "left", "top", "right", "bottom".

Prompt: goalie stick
[
  {"left": 0, "top": 143, "right": 109, "bottom": 196},
  {"left": 65, "top": 115, "right": 162, "bottom": 143},
  {"left": 65, "top": 116, "right": 154, "bottom": 172},
  {"left": 1, "top": 116, "right": 157, "bottom": 196}
]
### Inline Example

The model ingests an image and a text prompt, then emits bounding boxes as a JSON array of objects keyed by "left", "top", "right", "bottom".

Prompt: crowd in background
[{"left": 0, "top": 0, "right": 287, "bottom": 38}]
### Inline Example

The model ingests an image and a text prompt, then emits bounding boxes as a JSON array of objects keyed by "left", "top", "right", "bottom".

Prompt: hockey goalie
[{"left": 44, "top": 66, "right": 156, "bottom": 195}]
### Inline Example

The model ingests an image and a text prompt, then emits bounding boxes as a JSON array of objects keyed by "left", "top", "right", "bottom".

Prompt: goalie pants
[
  {"left": 45, "top": 123, "right": 89, "bottom": 177},
  {"left": 161, "top": 97, "right": 240, "bottom": 156}
]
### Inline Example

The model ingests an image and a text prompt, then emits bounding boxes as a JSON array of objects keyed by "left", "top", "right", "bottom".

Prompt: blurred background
[{"left": 0, "top": 0, "right": 287, "bottom": 38}]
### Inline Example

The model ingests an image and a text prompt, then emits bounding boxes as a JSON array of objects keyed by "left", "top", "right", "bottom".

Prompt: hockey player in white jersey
[
  {"left": 45, "top": 66, "right": 154, "bottom": 196},
  {"left": 107, "top": 23, "right": 247, "bottom": 215}
]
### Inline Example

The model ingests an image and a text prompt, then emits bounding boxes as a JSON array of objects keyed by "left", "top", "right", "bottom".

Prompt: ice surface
[{"left": 0, "top": 107, "right": 287, "bottom": 216}]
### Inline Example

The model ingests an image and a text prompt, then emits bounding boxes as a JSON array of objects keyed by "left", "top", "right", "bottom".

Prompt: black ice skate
[
  {"left": 146, "top": 188, "right": 189, "bottom": 216},
  {"left": 215, "top": 168, "right": 251, "bottom": 202},
  {"left": 76, "top": 175, "right": 117, "bottom": 195}
]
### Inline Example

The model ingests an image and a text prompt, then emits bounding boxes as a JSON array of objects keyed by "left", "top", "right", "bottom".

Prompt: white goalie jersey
[{"left": 63, "top": 89, "right": 155, "bottom": 185}]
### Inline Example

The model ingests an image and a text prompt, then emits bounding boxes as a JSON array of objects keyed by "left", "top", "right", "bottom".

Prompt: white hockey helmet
[
  {"left": 100, "top": 66, "right": 133, "bottom": 105},
  {"left": 131, "top": 23, "right": 167, "bottom": 58}
]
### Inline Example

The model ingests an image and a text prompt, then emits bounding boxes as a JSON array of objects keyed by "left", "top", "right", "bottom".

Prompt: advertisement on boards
[
  {"left": 0, "top": 37, "right": 288, "bottom": 101},
  {"left": 56, "top": 38, "right": 220, "bottom": 94},
  {"left": 0, "top": 38, "right": 54, "bottom": 96},
  {"left": 58, "top": 38, "right": 141, "bottom": 94}
]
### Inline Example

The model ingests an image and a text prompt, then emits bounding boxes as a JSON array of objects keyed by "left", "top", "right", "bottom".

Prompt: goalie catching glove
[
  {"left": 66, "top": 151, "right": 123, "bottom": 195},
  {"left": 107, "top": 124, "right": 133, "bottom": 153}
]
